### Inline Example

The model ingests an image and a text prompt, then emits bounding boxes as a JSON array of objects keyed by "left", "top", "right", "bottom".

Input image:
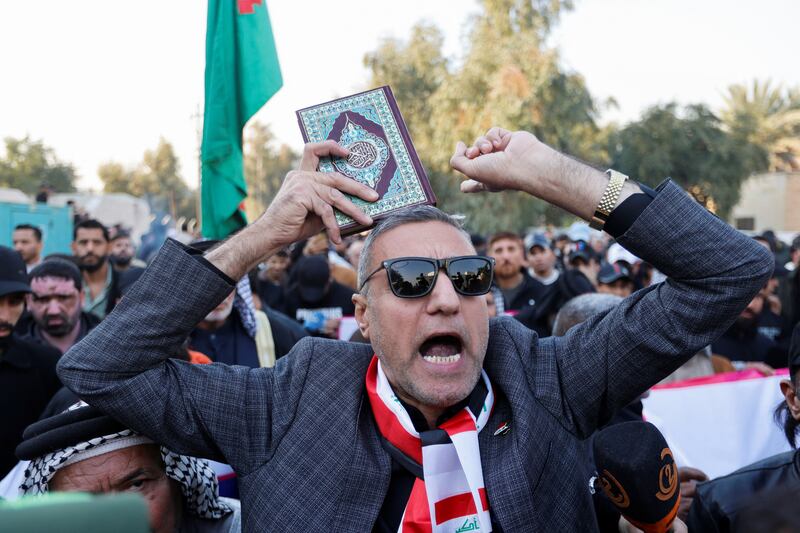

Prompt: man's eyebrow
[
  {"left": 113, "top": 467, "right": 152, "bottom": 488},
  {"left": 32, "top": 291, "right": 76, "bottom": 297}
]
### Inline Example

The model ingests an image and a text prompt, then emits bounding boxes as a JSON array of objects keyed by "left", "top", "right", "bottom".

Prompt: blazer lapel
[
  {"left": 480, "top": 328, "right": 552, "bottom": 531},
  {"left": 480, "top": 391, "right": 537, "bottom": 532},
  {"left": 331, "top": 393, "right": 392, "bottom": 531}
]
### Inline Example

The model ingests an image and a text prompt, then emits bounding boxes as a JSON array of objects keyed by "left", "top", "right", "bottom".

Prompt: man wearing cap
[
  {"left": 597, "top": 262, "right": 635, "bottom": 298},
  {"left": 525, "top": 233, "right": 560, "bottom": 286},
  {"left": 568, "top": 240, "right": 601, "bottom": 287},
  {"left": 0, "top": 246, "right": 61, "bottom": 477},
  {"left": 284, "top": 254, "right": 355, "bottom": 338},
  {"left": 15, "top": 401, "right": 241, "bottom": 533},
  {"left": 58, "top": 130, "right": 773, "bottom": 531}
]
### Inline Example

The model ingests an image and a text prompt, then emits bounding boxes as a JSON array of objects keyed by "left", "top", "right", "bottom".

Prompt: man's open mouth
[{"left": 419, "top": 334, "right": 463, "bottom": 365}]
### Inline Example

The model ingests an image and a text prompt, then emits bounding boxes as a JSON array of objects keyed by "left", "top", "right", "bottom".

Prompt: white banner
[{"left": 643, "top": 369, "right": 792, "bottom": 479}]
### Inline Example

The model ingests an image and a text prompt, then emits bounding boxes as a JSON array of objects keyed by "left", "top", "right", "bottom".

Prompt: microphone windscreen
[{"left": 593, "top": 421, "right": 680, "bottom": 533}]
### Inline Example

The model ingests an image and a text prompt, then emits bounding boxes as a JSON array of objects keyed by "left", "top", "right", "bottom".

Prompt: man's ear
[
  {"left": 352, "top": 293, "right": 370, "bottom": 341},
  {"left": 780, "top": 379, "right": 800, "bottom": 421}
]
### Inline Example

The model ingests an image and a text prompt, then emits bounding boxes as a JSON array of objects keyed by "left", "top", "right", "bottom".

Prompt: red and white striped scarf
[{"left": 366, "top": 356, "right": 494, "bottom": 533}]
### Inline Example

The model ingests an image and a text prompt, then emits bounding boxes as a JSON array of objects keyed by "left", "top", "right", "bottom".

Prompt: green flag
[{"left": 201, "top": 0, "right": 282, "bottom": 239}]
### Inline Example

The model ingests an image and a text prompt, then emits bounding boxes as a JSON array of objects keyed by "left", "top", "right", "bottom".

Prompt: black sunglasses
[{"left": 359, "top": 256, "right": 495, "bottom": 298}]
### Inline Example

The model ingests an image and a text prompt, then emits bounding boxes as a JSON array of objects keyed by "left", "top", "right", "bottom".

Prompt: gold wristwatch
[{"left": 589, "top": 169, "right": 629, "bottom": 231}]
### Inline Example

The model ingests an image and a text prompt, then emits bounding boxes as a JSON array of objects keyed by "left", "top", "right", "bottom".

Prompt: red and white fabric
[{"left": 366, "top": 356, "right": 494, "bottom": 532}]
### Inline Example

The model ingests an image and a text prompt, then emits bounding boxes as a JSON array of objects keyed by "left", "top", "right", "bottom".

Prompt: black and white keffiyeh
[
  {"left": 234, "top": 275, "right": 257, "bottom": 339},
  {"left": 17, "top": 402, "right": 231, "bottom": 520}
]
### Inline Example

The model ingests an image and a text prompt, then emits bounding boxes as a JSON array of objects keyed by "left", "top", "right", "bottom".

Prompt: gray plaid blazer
[{"left": 59, "top": 181, "right": 772, "bottom": 531}]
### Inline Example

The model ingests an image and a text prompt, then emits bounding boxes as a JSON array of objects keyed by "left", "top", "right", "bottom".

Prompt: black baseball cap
[
  {"left": 568, "top": 240, "right": 597, "bottom": 265},
  {"left": 598, "top": 263, "right": 633, "bottom": 285},
  {"left": 0, "top": 246, "right": 31, "bottom": 297},
  {"left": 525, "top": 233, "right": 551, "bottom": 252},
  {"left": 295, "top": 255, "right": 330, "bottom": 303}
]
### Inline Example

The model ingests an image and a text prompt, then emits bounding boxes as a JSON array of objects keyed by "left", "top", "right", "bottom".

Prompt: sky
[{"left": 1, "top": 0, "right": 798, "bottom": 192}]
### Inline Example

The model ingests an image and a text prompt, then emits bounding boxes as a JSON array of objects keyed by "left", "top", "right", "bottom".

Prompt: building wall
[{"left": 729, "top": 172, "right": 800, "bottom": 232}]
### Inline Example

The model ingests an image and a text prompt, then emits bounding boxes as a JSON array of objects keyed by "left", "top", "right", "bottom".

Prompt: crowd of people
[{"left": 1, "top": 128, "right": 799, "bottom": 532}]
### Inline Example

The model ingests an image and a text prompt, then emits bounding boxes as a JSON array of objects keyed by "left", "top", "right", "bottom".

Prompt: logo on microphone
[
  {"left": 656, "top": 447, "right": 678, "bottom": 501},
  {"left": 599, "top": 469, "right": 630, "bottom": 509}
]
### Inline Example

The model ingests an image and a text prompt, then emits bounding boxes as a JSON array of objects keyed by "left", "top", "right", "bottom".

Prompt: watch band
[{"left": 590, "top": 169, "right": 629, "bottom": 231}]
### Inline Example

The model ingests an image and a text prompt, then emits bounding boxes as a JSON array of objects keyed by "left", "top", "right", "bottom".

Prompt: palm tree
[{"left": 722, "top": 79, "right": 800, "bottom": 172}]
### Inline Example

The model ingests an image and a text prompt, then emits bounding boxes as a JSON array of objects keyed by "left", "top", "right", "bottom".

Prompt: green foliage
[
  {"left": 609, "top": 103, "right": 765, "bottom": 219},
  {"left": 721, "top": 79, "right": 800, "bottom": 172},
  {"left": 364, "top": 0, "right": 606, "bottom": 233},
  {"left": 243, "top": 121, "right": 299, "bottom": 214},
  {"left": 0, "top": 136, "right": 77, "bottom": 194},
  {"left": 98, "top": 138, "right": 196, "bottom": 220}
]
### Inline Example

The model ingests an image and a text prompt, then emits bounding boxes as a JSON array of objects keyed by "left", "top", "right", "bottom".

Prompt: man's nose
[
  {"left": 425, "top": 270, "right": 460, "bottom": 315},
  {"left": 46, "top": 299, "right": 61, "bottom": 314}
]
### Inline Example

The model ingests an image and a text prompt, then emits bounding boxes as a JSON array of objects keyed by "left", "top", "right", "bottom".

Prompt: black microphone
[{"left": 592, "top": 421, "right": 680, "bottom": 533}]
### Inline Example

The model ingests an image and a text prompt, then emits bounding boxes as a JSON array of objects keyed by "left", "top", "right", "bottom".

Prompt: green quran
[{"left": 296, "top": 86, "right": 436, "bottom": 235}]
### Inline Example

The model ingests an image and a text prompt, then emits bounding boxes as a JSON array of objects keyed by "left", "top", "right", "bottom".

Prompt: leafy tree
[
  {"left": 97, "top": 161, "right": 134, "bottom": 193},
  {"left": 721, "top": 79, "right": 800, "bottom": 172},
  {"left": 609, "top": 103, "right": 765, "bottom": 218},
  {"left": 243, "top": 121, "right": 299, "bottom": 215},
  {"left": 364, "top": 0, "right": 607, "bottom": 233},
  {"left": 0, "top": 136, "right": 77, "bottom": 194},
  {"left": 99, "top": 138, "right": 196, "bottom": 220}
]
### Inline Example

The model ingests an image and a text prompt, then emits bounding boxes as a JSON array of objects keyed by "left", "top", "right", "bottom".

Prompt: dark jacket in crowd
[
  {"left": 686, "top": 449, "right": 800, "bottom": 532},
  {"left": 711, "top": 321, "right": 778, "bottom": 363},
  {"left": 189, "top": 308, "right": 308, "bottom": 367},
  {"left": 515, "top": 270, "right": 596, "bottom": 337},
  {"left": 105, "top": 264, "right": 125, "bottom": 318},
  {"left": 494, "top": 270, "right": 546, "bottom": 312},
  {"left": 263, "top": 307, "right": 308, "bottom": 359},
  {"left": 15, "top": 311, "right": 101, "bottom": 353},
  {"left": 189, "top": 313, "right": 261, "bottom": 368},
  {"left": 0, "top": 335, "right": 61, "bottom": 477},
  {"left": 258, "top": 279, "right": 287, "bottom": 313},
  {"left": 283, "top": 281, "right": 356, "bottom": 335}
]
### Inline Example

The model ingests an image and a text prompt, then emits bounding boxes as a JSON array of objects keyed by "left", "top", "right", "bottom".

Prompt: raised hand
[
  {"left": 451, "top": 126, "right": 640, "bottom": 222},
  {"left": 206, "top": 141, "right": 378, "bottom": 281},
  {"left": 263, "top": 141, "right": 378, "bottom": 246},
  {"left": 449, "top": 127, "right": 558, "bottom": 195}
]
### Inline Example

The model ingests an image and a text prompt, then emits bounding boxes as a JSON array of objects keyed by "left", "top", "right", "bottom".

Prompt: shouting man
[{"left": 58, "top": 128, "right": 772, "bottom": 531}]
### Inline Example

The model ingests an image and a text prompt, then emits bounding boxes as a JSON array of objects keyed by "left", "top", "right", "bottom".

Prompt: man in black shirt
[
  {"left": 284, "top": 255, "right": 355, "bottom": 338},
  {"left": 712, "top": 292, "right": 778, "bottom": 365},
  {"left": 487, "top": 231, "right": 545, "bottom": 314},
  {"left": 0, "top": 246, "right": 60, "bottom": 477}
]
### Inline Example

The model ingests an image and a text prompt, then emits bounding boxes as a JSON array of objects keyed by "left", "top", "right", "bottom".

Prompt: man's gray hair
[
  {"left": 552, "top": 293, "right": 623, "bottom": 336},
  {"left": 357, "top": 206, "right": 470, "bottom": 294}
]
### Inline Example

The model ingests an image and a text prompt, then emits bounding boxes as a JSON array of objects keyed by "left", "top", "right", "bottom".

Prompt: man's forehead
[
  {"left": 67, "top": 445, "right": 161, "bottom": 481},
  {"left": 76, "top": 229, "right": 105, "bottom": 240},
  {"left": 12, "top": 229, "right": 35, "bottom": 239},
  {"left": 490, "top": 237, "right": 522, "bottom": 250},
  {"left": 31, "top": 276, "right": 78, "bottom": 293},
  {"left": 371, "top": 221, "right": 475, "bottom": 263}
]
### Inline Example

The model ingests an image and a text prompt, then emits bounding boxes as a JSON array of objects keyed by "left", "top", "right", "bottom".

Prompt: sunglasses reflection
[{"left": 387, "top": 258, "right": 493, "bottom": 297}]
